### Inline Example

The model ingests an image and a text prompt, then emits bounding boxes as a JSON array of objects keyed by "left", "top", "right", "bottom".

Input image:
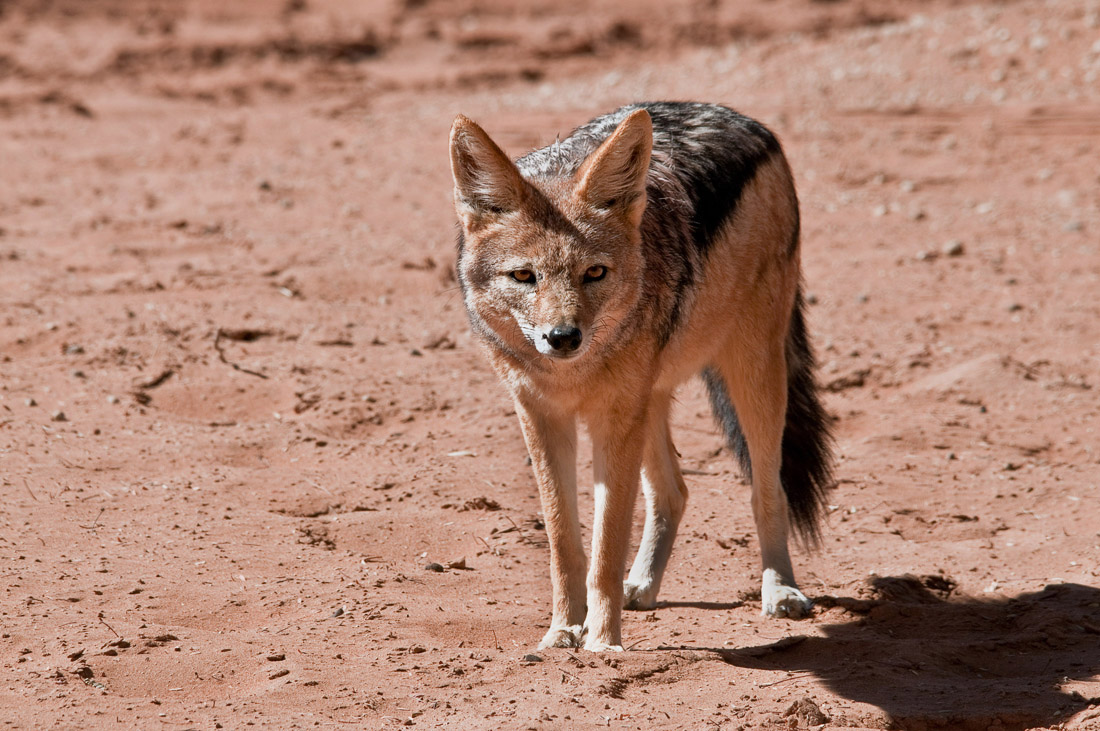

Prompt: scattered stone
[
  {"left": 856, "top": 293, "right": 869, "bottom": 304},
  {"left": 805, "top": 292, "right": 818, "bottom": 305},
  {"left": 460, "top": 497, "right": 501, "bottom": 512},
  {"left": 25, "top": 398, "right": 37, "bottom": 407},
  {"left": 107, "top": 395, "right": 120, "bottom": 405},
  {"left": 424, "top": 562, "right": 445, "bottom": 572},
  {"left": 1006, "top": 302, "right": 1023, "bottom": 312},
  {"left": 825, "top": 368, "right": 870, "bottom": 393},
  {"left": 1063, "top": 220, "right": 1083, "bottom": 232},
  {"left": 915, "top": 250, "right": 937, "bottom": 261},
  {"left": 258, "top": 179, "right": 272, "bottom": 191},
  {"left": 942, "top": 239, "right": 965, "bottom": 257},
  {"left": 521, "top": 653, "right": 543, "bottom": 664},
  {"left": 269, "top": 668, "right": 290, "bottom": 680},
  {"left": 446, "top": 557, "right": 469, "bottom": 570},
  {"left": 332, "top": 606, "right": 345, "bottom": 617},
  {"left": 267, "top": 653, "right": 286, "bottom": 662},
  {"left": 783, "top": 697, "right": 829, "bottom": 726},
  {"left": 51, "top": 410, "right": 67, "bottom": 422},
  {"left": 63, "top": 343, "right": 85, "bottom": 355}
]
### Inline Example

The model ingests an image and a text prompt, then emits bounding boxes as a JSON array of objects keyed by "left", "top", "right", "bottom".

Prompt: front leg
[
  {"left": 585, "top": 406, "right": 647, "bottom": 652},
  {"left": 514, "top": 397, "right": 587, "bottom": 649}
]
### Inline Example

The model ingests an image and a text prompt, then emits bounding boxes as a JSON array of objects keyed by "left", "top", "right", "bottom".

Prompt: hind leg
[
  {"left": 624, "top": 392, "right": 688, "bottom": 610},
  {"left": 715, "top": 343, "right": 812, "bottom": 619}
]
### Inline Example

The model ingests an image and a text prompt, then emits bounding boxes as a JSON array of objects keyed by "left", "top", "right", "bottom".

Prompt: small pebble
[
  {"left": 1063, "top": 220, "right": 1083, "bottom": 232},
  {"left": 269, "top": 669, "right": 290, "bottom": 680},
  {"left": 25, "top": 398, "right": 37, "bottom": 407},
  {"left": 805, "top": 292, "right": 818, "bottom": 305},
  {"left": 1006, "top": 302, "right": 1023, "bottom": 312},
  {"left": 942, "top": 239, "right": 965, "bottom": 257},
  {"left": 332, "top": 606, "right": 345, "bottom": 617},
  {"left": 107, "top": 395, "right": 120, "bottom": 405},
  {"left": 267, "top": 653, "right": 286, "bottom": 662},
  {"left": 63, "top": 344, "right": 84, "bottom": 355},
  {"left": 521, "top": 653, "right": 543, "bottom": 664},
  {"left": 856, "top": 293, "right": 869, "bottom": 304},
  {"left": 51, "top": 410, "right": 67, "bottom": 422},
  {"left": 424, "top": 562, "right": 445, "bottom": 572}
]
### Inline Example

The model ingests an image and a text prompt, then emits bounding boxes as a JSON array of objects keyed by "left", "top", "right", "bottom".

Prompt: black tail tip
[{"left": 781, "top": 292, "right": 836, "bottom": 546}]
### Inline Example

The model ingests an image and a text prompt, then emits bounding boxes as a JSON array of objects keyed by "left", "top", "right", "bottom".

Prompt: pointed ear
[
  {"left": 450, "top": 115, "right": 528, "bottom": 226},
  {"left": 574, "top": 109, "right": 652, "bottom": 227}
]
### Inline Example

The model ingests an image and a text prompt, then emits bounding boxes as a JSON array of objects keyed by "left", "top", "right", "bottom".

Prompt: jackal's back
[{"left": 520, "top": 102, "right": 784, "bottom": 250}]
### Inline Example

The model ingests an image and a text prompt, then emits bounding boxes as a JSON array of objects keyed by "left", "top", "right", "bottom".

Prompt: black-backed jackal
[{"left": 449, "top": 102, "right": 834, "bottom": 651}]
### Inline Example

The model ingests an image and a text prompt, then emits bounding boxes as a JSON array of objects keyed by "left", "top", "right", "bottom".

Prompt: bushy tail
[{"left": 702, "top": 288, "right": 835, "bottom": 545}]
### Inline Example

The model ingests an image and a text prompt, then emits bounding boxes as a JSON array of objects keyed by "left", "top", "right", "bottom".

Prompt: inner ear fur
[
  {"left": 574, "top": 108, "right": 652, "bottom": 226},
  {"left": 450, "top": 115, "right": 528, "bottom": 223}
]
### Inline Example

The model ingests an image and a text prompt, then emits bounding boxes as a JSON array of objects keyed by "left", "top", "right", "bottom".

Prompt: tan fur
[{"left": 450, "top": 110, "right": 810, "bottom": 651}]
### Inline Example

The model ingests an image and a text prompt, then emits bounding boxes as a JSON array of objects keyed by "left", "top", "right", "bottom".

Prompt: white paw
[
  {"left": 761, "top": 570, "right": 813, "bottom": 619},
  {"left": 583, "top": 638, "right": 624, "bottom": 653},
  {"left": 539, "top": 624, "right": 585, "bottom": 649},
  {"left": 623, "top": 580, "right": 658, "bottom": 610}
]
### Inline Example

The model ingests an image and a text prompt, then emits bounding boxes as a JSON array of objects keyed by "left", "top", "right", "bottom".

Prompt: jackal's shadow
[{"left": 711, "top": 577, "right": 1099, "bottom": 730}]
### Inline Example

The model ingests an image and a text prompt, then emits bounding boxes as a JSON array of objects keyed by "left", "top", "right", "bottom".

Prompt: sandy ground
[{"left": 2, "top": 0, "right": 1099, "bottom": 728}]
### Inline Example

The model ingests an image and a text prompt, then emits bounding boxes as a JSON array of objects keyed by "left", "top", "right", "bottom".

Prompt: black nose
[{"left": 546, "top": 325, "right": 583, "bottom": 353}]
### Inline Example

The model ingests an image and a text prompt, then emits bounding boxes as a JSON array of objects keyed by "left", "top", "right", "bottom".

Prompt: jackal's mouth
[{"left": 541, "top": 348, "right": 585, "bottom": 361}]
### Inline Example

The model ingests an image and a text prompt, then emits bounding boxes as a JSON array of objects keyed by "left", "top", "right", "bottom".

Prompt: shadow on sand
[{"left": 665, "top": 576, "right": 1100, "bottom": 730}]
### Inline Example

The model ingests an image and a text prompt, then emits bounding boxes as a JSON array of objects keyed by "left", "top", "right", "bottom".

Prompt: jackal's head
[{"left": 449, "top": 110, "right": 652, "bottom": 364}]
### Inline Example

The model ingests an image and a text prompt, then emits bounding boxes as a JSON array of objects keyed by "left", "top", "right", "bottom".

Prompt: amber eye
[
  {"left": 510, "top": 269, "right": 535, "bottom": 284},
  {"left": 584, "top": 265, "right": 607, "bottom": 282}
]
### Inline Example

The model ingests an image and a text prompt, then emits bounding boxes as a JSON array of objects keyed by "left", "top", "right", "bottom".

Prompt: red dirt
[{"left": 2, "top": 0, "right": 1098, "bottom": 728}]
